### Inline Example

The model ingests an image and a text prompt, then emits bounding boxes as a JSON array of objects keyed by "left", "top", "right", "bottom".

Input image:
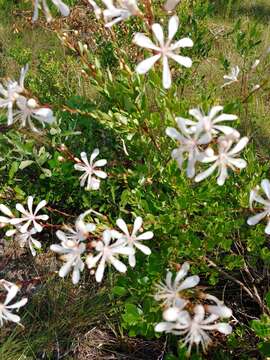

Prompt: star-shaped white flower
[
  {"left": 50, "top": 238, "right": 86, "bottom": 285},
  {"left": 0, "top": 64, "right": 28, "bottom": 125},
  {"left": 114, "top": 216, "right": 153, "bottom": 267},
  {"left": 56, "top": 210, "right": 96, "bottom": 243},
  {"left": 89, "top": 0, "right": 140, "bottom": 27},
  {"left": 195, "top": 135, "right": 249, "bottom": 185},
  {"left": 8, "top": 196, "right": 49, "bottom": 233},
  {"left": 74, "top": 149, "right": 107, "bottom": 191},
  {"left": 155, "top": 304, "right": 232, "bottom": 356},
  {"left": 180, "top": 106, "right": 239, "bottom": 139},
  {"left": 221, "top": 66, "right": 240, "bottom": 88},
  {"left": 166, "top": 118, "right": 211, "bottom": 178},
  {"left": 9, "top": 227, "right": 41, "bottom": 257},
  {"left": 154, "top": 262, "right": 200, "bottom": 308},
  {"left": 247, "top": 179, "right": 270, "bottom": 234},
  {"left": 32, "top": 0, "right": 70, "bottom": 22},
  {"left": 133, "top": 15, "right": 193, "bottom": 89},
  {"left": 13, "top": 97, "right": 55, "bottom": 132},
  {"left": 0, "top": 280, "right": 28, "bottom": 327},
  {"left": 86, "top": 229, "right": 134, "bottom": 282}
]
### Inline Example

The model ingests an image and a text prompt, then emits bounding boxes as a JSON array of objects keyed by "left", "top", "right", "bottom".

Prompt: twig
[{"left": 205, "top": 257, "right": 259, "bottom": 306}]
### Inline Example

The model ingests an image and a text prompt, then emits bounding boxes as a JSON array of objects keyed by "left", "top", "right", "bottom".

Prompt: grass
[{"left": 1, "top": 0, "right": 270, "bottom": 359}]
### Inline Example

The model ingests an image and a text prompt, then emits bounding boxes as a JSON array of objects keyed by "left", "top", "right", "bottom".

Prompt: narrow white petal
[
  {"left": 170, "top": 37, "right": 193, "bottom": 51},
  {"left": 135, "top": 55, "right": 161, "bottom": 74},
  {"left": 229, "top": 158, "right": 247, "bottom": 169},
  {"left": 34, "top": 199, "right": 47, "bottom": 215},
  {"left": 162, "top": 56, "right": 172, "bottom": 89},
  {"left": 132, "top": 217, "right": 143, "bottom": 236},
  {"left": 133, "top": 33, "right": 160, "bottom": 51},
  {"left": 4, "top": 285, "right": 19, "bottom": 305},
  {"left": 167, "top": 53, "right": 192, "bottom": 68},
  {"left": 166, "top": 127, "right": 181, "bottom": 141},
  {"left": 247, "top": 211, "right": 268, "bottom": 225},
  {"left": 195, "top": 163, "right": 218, "bottom": 182},
  {"left": 262, "top": 179, "right": 270, "bottom": 199},
  {"left": 152, "top": 23, "right": 164, "bottom": 46},
  {"left": 168, "top": 15, "right": 179, "bottom": 41},
  {"left": 155, "top": 322, "right": 174, "bottom": 332},
  {"left": 95, "top": 258, "right": 106, "bottom": 282},
  {"left": 229, "top": 137, "right": 249, "bottom": 155},
  {"left": 178, "top": 275, "right": 200, "bottom": 291},
  {"left": 90, "top": 148, "right": 99, "bottom": 164},
  {"left": 6, "top": 298, "right": 28, "bottom": 309},
  {"left": 215, "top": 323, "right": 232, "bottom": 335},
  {"left": 136, "top": 231, "right": 154, "bottom": 240},
  {"left": 116, "top": 219, "right": 129, "bottom": 236},
  {"left": 0, "top": 204, "right": 13, "bottom": 217},
  {"left": 93, "top": 170, "right": 107, "bottom": 179},
  {"left": 110, "top": 256, "right": 127, "bottom": 273},
  {"left": 134, "top": 242, "right": 151, "bottom": 255},
  {"left": 94, "top": 159, "right": 107, "bottom": 167}
]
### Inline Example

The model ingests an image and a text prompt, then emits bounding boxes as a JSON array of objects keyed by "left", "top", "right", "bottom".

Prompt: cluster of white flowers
[
  {"left": 166, "top": 106, "right": 249, "bottom": 185},
  {"left": 50, "top": 213, "right": 153, "bottom": 284},
  {"left": 0, "top": 65, "right": 55, "bottom": 132},
  {"left": 32, "top": 0, "right": 70, "bottom": 22},
  {"left": 0, "top": 280, "right": 27, "bottom": 327},
  {"left": 154, "top": 262, "right": 232, "bottom": 355},
  {"left": 0, "top": 196, "right": 48, "bottom": 256}
]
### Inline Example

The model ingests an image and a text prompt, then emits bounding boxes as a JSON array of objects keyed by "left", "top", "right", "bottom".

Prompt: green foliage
[{"left": 1, "top": 0, "right": 270, "bottom": 359}]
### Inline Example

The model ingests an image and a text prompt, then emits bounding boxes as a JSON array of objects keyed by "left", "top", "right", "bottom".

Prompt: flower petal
[
  {"left": 132, "top": 217, "right": 143, "bottom": 236},
  {"left": 133, "top": 33, "right": 160, "bottom": 51},
  {"left": 162, "top": 56, "right": 172, "bottom": 89},
  {"left": 116, "top": 218, "right": 129, "bottom": 236},
  {"left": 152, "top": 23, "right": 164, "bottom": 46},
  {"left": 168, "top": 15, "right": 179, "bottom": 42},
  {"left": 135, "top": 55, "right": 161, "bottom": 74},
  {"left": 167, "top": 53, "right": 192, "bottom": 68}
]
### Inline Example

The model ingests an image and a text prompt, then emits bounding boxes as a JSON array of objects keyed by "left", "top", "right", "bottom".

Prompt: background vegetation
[{"left": 1, "top": 0, "right": 270, "bottom": 358}]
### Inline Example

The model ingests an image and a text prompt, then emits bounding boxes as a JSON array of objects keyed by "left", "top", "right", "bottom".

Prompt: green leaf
[{"left": 112, "top": 286, "right": 127, "bottom": 297}]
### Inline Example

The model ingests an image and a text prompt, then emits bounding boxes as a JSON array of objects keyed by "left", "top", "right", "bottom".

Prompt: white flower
[
  {"left": 74, "top": 149, "right": 107, "bottom": 191},
  {"left": 9, "top": 196, "right": 49, "bottom": 233},
  {"left": 133, "top": 15, "right": 193, "bottom": 89},
  {"left": 56, "top": 210, "right": 96, "bottom": 243},
  {"left": 195, "top": 135, "right": 249, "bottom": 186},
  {"left": 89, "top": 0, "right": 139, "bottom": 26},
  {"left": 0, "top": 280, "right": 28, "bottom": 327},
  {"left": 166, "top": 119, "right": 211, "bottom": 178},
  {"left": 247, "top": 179, "right": 270, "bottom": 234},
  {"left": 221, "top": 66, "right": 240, "bottom": 88},
  {"left": 154, "top": 262, "right": 200, "bottom": 308},
  {"left": 50, "top": 238, "right": 86, "bottom": 285},
  {"left": 181, "top": 106, "right": 239, "bottom": 139},
  {"left": 0, "top": 64, "right": 28, "bottom": 125},
  {"left": 114, "top": 217, "right": 153, "bottom": 267},
  {"left": 86, "top": 229, "right": 134, "bottom": 282},
  {"left": 13, "top": 97, "right": 55, "bottom": 132},
  {"left": 155, "top": 304, "right": 232, "bottom": 355},
  {"left": 164, "top": 0, "right": 181, "bottom": 12},
  {"left": 9, "top": 227, "right": 41, "bottom": 257},
  {"left": 32, "top": 0, "right": 70, "bottom": 22}
]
